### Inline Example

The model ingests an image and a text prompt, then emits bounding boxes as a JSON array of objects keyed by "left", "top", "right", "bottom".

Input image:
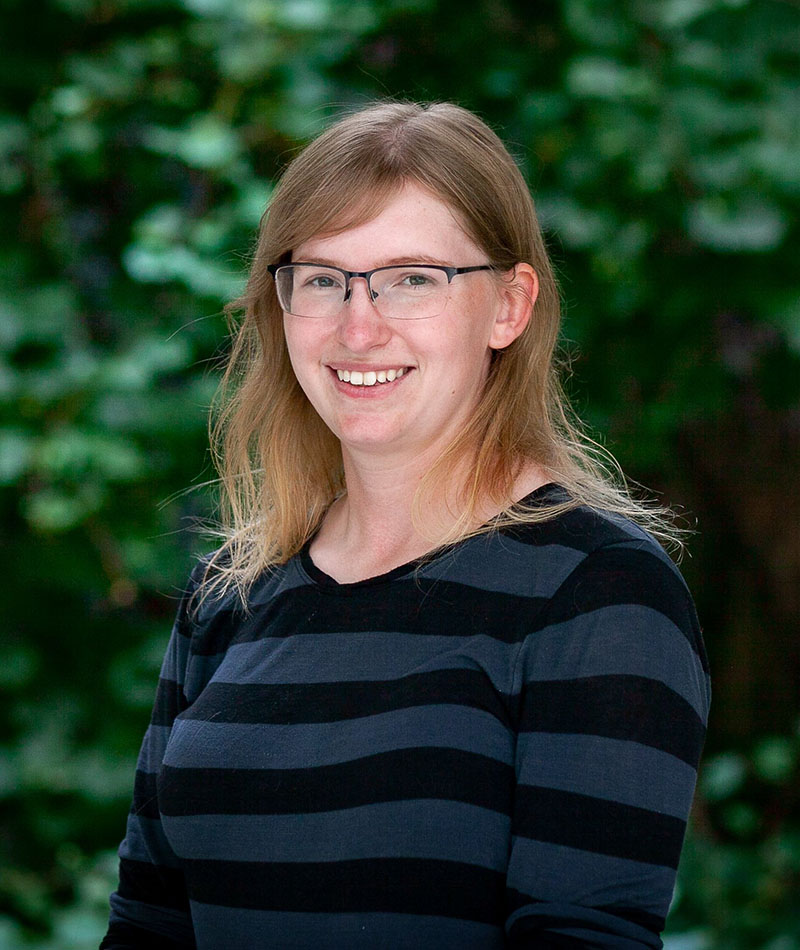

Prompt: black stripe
[
  {"left": 117, "top": 857, "right": 190, "bottom": 911},
  {"left": 602, "top": 904, "right": 666, "bottom": 934},
  {"left": 156, "top": 747, "right": 515, "bottom": 816},
  {"left": 189, "top": 605, "right": 242, "bottom": 657},
  {"left": 186, "top": 550, "right": 703, "bottom": 666},
  {"left": 519, "top": 674, "right": 706, "bottom": 766},
  {"left": 151, "top": 678, "right": 187, "bottom": 727},
  {"left": 545, "top": 546, "right": 707, "bottom": 667},
  {"left": 183, "top": 856, "right": 505, "bottom": 922},
  {"left": 498, "top": 504, "right": 634, "bottom": 553},
  {"left": 187, "top": 579, "right": 540, "bottom": 654},
  {"left": 513, "top": 784, "right": 686, "bottom": 868},
  {"left": 180, "top": 667, "right": 512, "bottom": 726},
  {"left": 508, "top": 934, "right": 585, "bottom": 949},
  {"left": 505, "top": 889, "right": 665, "bottom": 935},
  {"left": 100, "top": 921, "right": 195, "bottom": 950},
  {"left": 132, "top": 771, "right": 160, "bottom": 820}
]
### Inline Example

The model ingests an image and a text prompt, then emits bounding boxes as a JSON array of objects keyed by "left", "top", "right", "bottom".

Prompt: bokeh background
[{"left": 1, "top": 0, "right": 799, "bottom": 947}]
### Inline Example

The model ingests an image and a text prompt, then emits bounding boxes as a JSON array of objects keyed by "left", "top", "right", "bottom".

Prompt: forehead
[{"left": 293, "top": 182, "right": 482, "bottom": 268}]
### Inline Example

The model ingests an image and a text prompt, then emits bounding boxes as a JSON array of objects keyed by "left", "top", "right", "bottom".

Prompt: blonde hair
[{"left": 205, "top": 101, "right": 680, "bottom": 603}]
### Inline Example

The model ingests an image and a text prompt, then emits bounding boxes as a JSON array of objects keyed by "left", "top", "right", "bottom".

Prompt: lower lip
[{"left": 329, "top": 368, "right": 411, "bottom": 397}]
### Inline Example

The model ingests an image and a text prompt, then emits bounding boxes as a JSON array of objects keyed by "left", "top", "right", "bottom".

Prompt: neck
[
  {"left": 329, "top": 447, "right": 458, "bottom": 566},
  {"left": 309, "top": 445, "right": 549, "bottom": 583}
]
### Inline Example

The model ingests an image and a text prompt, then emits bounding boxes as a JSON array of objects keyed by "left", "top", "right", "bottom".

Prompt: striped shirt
[{"left": 102, "top": 487, "right": 710, "bottom": 949}]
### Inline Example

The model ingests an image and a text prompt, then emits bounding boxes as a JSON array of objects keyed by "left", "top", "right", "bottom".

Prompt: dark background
[{"left": 1, "top": 0, "right": 798, "bottom": 946}]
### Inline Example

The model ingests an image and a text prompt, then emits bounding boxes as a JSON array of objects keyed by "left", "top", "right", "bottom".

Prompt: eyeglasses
[{"left": 267, "top": 262, "right": 495, "bottom": 320}]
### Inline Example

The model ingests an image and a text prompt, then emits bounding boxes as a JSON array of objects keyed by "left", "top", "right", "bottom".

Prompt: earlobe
[{"left": 489, "top": 264, "right": 538, "bottom": 350}]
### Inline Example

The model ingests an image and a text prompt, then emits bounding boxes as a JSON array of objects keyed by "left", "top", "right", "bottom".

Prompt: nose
[{"left": 336, "top": 277, "right": 392, "bottom": 351}]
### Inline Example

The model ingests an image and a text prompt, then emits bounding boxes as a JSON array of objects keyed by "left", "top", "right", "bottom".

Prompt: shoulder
[
  {"left": 175, "top": 549, "right": 301, "bottom": 652},
  {"left": 504, "top": 485, "right": 667, "bottom": 560},
  {"left": 166, "top": 551, "right": 305, "bottom": 704},
  {"left": 441, "top": 492, "right": 677, "bottom": 602},
  {"left": 503, "top": 504, "right": 709, "bottom": 713},
  {"left": 507, "top": 501, "right": 703, "bottom": 641},
  {"left": 502, "top": 489, "right": 688, "bottom": 593}
]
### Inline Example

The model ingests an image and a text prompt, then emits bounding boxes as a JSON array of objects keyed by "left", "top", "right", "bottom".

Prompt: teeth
[{"left": 335, "top": 368, "right": 407, "bottom": 386}]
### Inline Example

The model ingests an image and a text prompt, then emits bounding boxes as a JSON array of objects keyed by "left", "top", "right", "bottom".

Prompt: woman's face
[{"left": 282, "top": 182, "right": 534, "bottom": 466}]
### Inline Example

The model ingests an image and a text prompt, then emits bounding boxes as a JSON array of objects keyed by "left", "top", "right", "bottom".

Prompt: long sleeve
[
  {"left": 101, "top": 575, "right": 201, "bottom": 950},
  {"left": 504, "top": 541, "right": 710, "bottom": 949}
]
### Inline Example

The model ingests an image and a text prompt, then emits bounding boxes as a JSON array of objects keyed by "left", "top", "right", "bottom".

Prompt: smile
[{"left": 335, "top": 368, "right": 407, "bottom": 386}]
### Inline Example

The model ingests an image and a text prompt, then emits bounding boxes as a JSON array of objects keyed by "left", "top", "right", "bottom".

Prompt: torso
[{"left": 159, "top": 485, "right": 583, "bottom": 947}]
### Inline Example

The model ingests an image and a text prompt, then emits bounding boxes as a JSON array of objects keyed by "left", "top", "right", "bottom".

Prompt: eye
[
  {"left": 384, "top": 267, "right": 444, "bottom": 291},
  {"left": 401, "top": 272, "right": 433, "bottom": 286},
  {"left": 302, "top": 271, "right": 344, "bottom": 291}
]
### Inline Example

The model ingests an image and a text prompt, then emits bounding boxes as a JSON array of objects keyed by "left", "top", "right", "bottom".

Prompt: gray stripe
[
  {"left": 161, "top": 705, "right": 514, "bottom": 770},
  {"left": 189, "top": 904, "right": 504, "bottom": 950},
  {"left": 137, "top": 724, "right": 171, "bottom": 773},
  {"left": 212, "top": 607, "right": 708, "bottom": 719},
  {"left": 119, "top": 813, "right": 181, "bottom": 867},
  {"left": 421, "top": 536, "right": 585, "bottom": 596},
  {"left": 162, "top": 800, "right": 510, "bottom": 866},
  {"left": 186, "top": 652, "right": 227, "bottom": 694},
  {"left": 508, "top": 836, "right": 675, "bottom": 913},
  {"left": 218, "top": 631, "right": 519, "bottom": 691},
  {"left": 109, "top": 894, "right": 193, "bottom": 943},
  {"left": 517, "top": 604, "right": 710, "bottom": 717},
  {"left": 159, "top": 637, "right": 191, "bottom": 685},
  {"left": 190, "top": 560, "right": 308, "bottom": 626},
  {"left": 248, "top": 558, "right": 319, "bottom": 606},
  {"left": 516, "top": 732, "right": 698, "bottom": 817}
]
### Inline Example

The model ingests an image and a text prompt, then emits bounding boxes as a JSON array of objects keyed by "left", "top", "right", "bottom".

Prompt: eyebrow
[{"left": 294, "top": 255, "right": 455, "bottom": 269}]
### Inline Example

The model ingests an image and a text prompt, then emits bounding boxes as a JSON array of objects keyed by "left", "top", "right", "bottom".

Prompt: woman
[{"left": 102, "top": 102, "right": 710, "bottom": 949}]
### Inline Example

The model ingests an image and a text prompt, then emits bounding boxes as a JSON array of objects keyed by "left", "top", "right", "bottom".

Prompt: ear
[{"left": 488, "top": 263, "right": 538, "bottom": 350}]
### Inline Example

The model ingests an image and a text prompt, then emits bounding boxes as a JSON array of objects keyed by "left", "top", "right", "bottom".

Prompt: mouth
[{"left": 334, "top": 367, "right": 408, "bottom": 387}]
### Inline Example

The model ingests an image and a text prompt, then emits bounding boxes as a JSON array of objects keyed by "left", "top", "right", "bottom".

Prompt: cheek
[
  {"left": 442, "top": 313, "right": 495, "bottom": 373},
  {"left": 283, "top": 321, "right": 318, "bottom": 381}
]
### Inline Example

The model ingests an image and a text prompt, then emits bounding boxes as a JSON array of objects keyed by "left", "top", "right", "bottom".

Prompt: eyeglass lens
[{"left": 276, "top": 265, "right": 452, "bottom": 320}]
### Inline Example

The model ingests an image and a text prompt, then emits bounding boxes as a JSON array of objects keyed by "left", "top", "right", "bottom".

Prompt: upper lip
[{"left": 327, "top": 363, "right": 412, "bottom": 372}]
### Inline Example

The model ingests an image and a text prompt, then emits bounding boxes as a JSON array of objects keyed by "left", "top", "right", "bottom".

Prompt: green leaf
[
  {"left": 143, "top": 116, "right": 241, "bottom": 169},
  {"left": 563, "top": 0, "right": 637, "bottom": 46},
  {"left": 643, "top": 0, "right": 719, "bottom": 30},
  {"left": 275, "top": 0, "right": 333, "bottom": 29},
  {"left": 0, "top": 647, "right": 39, "bottom": 690},
  {"left": 752, "top": 737, "right": 796, "bottom": 785},
  {"left": 719, "top": 801, "right": 762, "bottom": 837},
  {"left": 687, "top": 196, "right": 789, "bottom": 251},
  {"left": 767, "top": 293, "right": 800, "bottom": 354},
  {"left": 662, "top": 931, "right": 713, "bottom": 950},
  {"left": 0, "top": 115, "right": 29, "bottom": 193},
  {"left": 24, "top": 484, "right": 105, "bottom": 532},
  {"left": 0, "top": 429, "right": 33, "bottom": 484},
  {"left": 50, "top": 85, "right": 91, "bottom": 117},
  {"left": 566, "top": 55, "right": 657, "bottom": 101},
  {"left": 536, "top": 194, "right": 614, "bottom": 249},
  {"left": 36, "top": 430, "right": 146, "bottom": 481},
  {"left": 701, "top": 751, "right": 747, "bottom": 801}
]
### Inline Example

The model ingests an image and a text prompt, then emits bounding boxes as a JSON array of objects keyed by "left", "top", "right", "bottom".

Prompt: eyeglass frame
[{"left": 266, "top": 261, "right": 496, "bottom": 317}]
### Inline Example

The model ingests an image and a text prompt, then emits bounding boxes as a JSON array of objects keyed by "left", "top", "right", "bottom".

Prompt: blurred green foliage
[{"left": 1, "top": 0, "right": 798, "bottom": 946}]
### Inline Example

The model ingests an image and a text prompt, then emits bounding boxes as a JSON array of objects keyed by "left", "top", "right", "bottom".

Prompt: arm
[
  {"left": 100, "top": 573, "right": 202, "bottom": 950},
  {"left": 505, "top": 542, "right": 710, "bottom": 949}
]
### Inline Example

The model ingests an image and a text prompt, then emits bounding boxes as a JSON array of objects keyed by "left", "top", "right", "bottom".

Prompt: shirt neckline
[{"left": 298, "top": 482, "right": 565, "bottom": 592}]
